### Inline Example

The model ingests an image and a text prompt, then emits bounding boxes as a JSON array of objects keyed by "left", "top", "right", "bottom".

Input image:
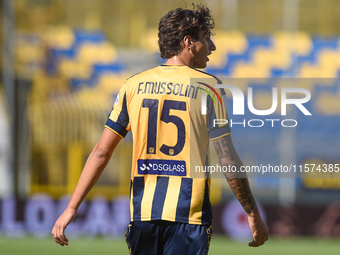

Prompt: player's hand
[
  {"left": 51, "top": 207, "right": 77, "bottom": 246},
  {"left": 247, "top": 212, "right": 269, "bottom": 247}
]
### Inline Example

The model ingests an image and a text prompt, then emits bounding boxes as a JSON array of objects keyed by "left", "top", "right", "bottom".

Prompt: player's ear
[{"left": 183, "top": 35, "right": 193, "bottom": 49}]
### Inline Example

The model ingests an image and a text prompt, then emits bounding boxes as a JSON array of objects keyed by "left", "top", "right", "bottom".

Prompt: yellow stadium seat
[
  {"left": 273, "top": 32, "right": 312, "bottom": 56},
  {"left": 77, "top": 42, "right": 117, "bottom": 64},
  {"left": 252, "top": 48, "right": 291, "bottom": 70},
  {"left": 294, "top": 32, "right": 312, "bottom": 55},
  {"left": 226, "top": 30, "right": 248, "bottom": 53},
  {"left": 233, "top": 62, "right": 269, "bottom": 78},
  {"left": 298, "top": 63, "right": 337, "bottom": 78},
  {"left": 15, "top": 42, "right": 44, "bottom": 64},
  {"left": 58, "top": 60, "right": 92, "bottom": 79},
  {"left": 299, "top": 64, "right": 320, "bottom": 78},
  {"left": 43, "top": 25, "right": 75, "bottom": 49},
  {"left": 318, "top": 50, "right": 340, "bottom": 70}
]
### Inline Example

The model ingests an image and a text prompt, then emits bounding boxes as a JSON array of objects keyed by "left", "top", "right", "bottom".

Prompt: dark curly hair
[{"left": 158, "top": 4, "right": 215, "bottom": 59}]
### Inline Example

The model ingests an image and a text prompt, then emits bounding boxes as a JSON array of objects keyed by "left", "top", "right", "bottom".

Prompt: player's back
[{"left": 106, "top": 64, "right": 229, "bottom": 225}]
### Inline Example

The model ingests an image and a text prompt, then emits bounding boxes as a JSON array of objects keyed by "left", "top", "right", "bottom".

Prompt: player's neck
[{"left": 165, "top": 54, "right": 193, "bottom": 67}]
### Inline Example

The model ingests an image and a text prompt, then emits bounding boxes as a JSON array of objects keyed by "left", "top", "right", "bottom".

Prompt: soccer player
[{"left": 52, "top": 4, "right": 269, "bottom": 254}]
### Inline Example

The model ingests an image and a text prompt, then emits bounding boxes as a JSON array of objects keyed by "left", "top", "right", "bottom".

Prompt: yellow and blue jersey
[{"left": 105, "top": 65, "right": 230, "bottom": 225}]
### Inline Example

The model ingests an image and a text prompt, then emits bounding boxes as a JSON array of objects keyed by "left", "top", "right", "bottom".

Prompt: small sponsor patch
[
  {"left": 137, "top": 159, "right": 186, "bottom": 176},
  {"left": 114, "top": 94, "right": 119, "bottom": 105}
]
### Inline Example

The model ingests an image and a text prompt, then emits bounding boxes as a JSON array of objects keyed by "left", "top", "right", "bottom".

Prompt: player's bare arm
[
  {"left": 52, "top": 128, "right": 121, "bottom": 246},
  {"left": 212, "top": 134, "right": 269, "bottom": 247}
]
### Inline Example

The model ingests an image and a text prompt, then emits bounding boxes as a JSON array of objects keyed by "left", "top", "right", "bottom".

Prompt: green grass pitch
[{"left": 0, "top": 235, "right": 339, "bottom": 255}]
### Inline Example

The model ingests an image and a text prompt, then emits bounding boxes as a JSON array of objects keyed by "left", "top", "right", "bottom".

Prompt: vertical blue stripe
[
  {"left": 220, "top": 87, "right": 226, "bottom": 96},
  {"left": 129, "top": 180, "right": 132, "bottom": 201},
  {"left": 151, "top": 177, "right": 169, "bottom": 220},
  {"left": 116, "top": 92, "right": 129, "bottom": 128},
  {"left": 175, "top": 178, "right": 193, "bottom": 223},
  {"left": 204, "top": 147, "right": 210, "bottom": 179},
  {"left": 207, "top": 94, "right": 219, "bottom": 131},
  {"left": 132, "top": 177, "right": 144, "bottom": 221},
  {"left": 201, "top": 179, "right": 213, "bottom": 224}
]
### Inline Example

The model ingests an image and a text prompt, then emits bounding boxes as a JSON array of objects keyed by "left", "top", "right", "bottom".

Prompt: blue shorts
[{"left": 125, "top": 221, "right": 212, "bottom": 255}]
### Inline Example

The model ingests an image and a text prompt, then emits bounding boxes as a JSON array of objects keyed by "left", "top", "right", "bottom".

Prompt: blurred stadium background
[{"left": 1, "top": 0, "right": 340, "bottom": 254}]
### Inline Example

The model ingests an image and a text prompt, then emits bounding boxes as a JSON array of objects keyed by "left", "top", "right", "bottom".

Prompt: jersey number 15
[{"left": 142, "top": 99, "right": 186, "bottom": 156}]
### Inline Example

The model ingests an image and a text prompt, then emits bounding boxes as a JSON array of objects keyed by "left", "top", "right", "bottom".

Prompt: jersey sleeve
[
  {"left": 207, "top": 81, "right": 231, "bottom": 140},
  {"left": 105, "top": 82, "right": 131, "bottom": 138}
]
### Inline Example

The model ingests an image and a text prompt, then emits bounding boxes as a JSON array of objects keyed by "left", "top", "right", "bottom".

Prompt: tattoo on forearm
[
  {"left": 215, "top": 140, "right": 223, "bottom": 155},
  {"left": 213, "top": 135, "right": 258, "bottom": 215}
]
